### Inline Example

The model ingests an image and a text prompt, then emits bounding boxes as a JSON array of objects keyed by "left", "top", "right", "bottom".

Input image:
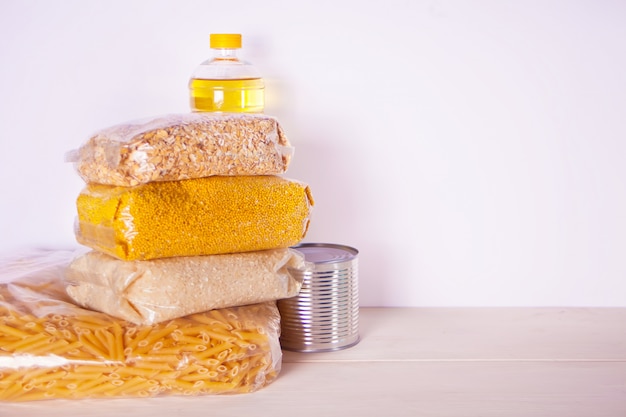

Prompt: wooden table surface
[{"left": 2, "top": 307, "right": 626, "bottom": 417}]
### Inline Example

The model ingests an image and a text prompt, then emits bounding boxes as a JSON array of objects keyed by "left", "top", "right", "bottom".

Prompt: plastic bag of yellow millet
[{"left": 74, "top": 175, "right": 314, "bottom": 261}]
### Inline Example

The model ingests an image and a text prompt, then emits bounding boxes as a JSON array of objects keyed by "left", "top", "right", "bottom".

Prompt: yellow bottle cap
[{"left": 210, "top": 34, "right": 242, "bottom": 49}]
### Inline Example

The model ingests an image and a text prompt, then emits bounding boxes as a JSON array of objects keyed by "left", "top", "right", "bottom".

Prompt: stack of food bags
[{"left": 0, "top": 113, "right": 314, "bottom": 401}]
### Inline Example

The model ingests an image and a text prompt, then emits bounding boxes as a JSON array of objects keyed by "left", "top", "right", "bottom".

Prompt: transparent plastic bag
[
  {"left": 66, "top": 113, "right": 293, "bottom": 186},
  {"left": 0, "top": 249, "right": 282, "bottom": 402},
  {"left": 75, "top": 175, "right": 314, "bottom": 261},
  {"left": 65, "top": 248, "right": 307, "bottom": 325}
]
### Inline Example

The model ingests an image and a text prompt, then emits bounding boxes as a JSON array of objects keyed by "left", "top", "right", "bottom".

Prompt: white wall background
[{"left": 1, "top": 0, "right": 625, "bottom": 307}]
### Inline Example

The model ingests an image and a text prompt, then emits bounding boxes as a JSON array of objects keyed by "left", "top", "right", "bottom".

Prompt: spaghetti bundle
[{"left": 0, "top": 252, "right": 281, "bottom": 402}]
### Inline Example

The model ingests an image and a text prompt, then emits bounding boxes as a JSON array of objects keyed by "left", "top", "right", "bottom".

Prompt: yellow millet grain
[{"left": 75, "top": 175, "right": 314, "bottom": 261}]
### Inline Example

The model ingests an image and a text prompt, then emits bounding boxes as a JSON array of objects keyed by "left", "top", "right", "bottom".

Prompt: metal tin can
[{"left": 278, "top": 243, "right": 359, "bottom": 352}]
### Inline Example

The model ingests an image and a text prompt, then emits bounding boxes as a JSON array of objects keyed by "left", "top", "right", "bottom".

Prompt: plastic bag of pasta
[
  {"left": 75, "top": 175, "right": 314, "bottom": 261},
  {"left": 0, "top": 249, "right": 282, "bottom": 402},
  {"left": 66, "top": 112, "right": 293, "bottom": 186},
  {"left": 65, "top": 248, "right": 307, "bottom": 325}
]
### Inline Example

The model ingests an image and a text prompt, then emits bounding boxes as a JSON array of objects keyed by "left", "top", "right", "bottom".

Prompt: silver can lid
[{"left": 292, "top": 243, "right": 358, "bottom": 264}]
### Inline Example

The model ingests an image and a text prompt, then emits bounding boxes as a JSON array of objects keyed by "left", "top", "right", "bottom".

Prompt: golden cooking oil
[
  {"left": 189, "top": 34, "right": 265, "bottom": 113},
  {"left": 189, "top": 78, "right": 264, "bottom": 113}
]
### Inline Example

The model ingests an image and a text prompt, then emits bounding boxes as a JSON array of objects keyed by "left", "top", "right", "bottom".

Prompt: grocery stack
[
  {"left": 0, "top": 34, "right": 316, "bottom": 401},
  {"left": 66, "top": 113, "right": 314, "bottom": 325}
]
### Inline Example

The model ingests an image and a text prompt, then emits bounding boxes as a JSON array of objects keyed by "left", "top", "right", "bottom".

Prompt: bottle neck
[{"left": 213, "top": 48, "right": 240, "bottom": 61}]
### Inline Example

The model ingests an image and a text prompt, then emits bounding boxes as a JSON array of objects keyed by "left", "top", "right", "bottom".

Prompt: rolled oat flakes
[{"left": 67, "top": 113, "right": 293, "bottom": 186}]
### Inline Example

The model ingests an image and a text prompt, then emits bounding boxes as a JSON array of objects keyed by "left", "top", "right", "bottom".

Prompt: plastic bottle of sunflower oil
[{"left": 189, "top": 33, "right": 264, "bottom": 113}]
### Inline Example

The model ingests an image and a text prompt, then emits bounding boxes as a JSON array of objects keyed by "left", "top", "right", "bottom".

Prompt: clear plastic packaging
[
  {"left": 0, "top": 249, "right": 282, "bottom": 402},
  {"left": 75, "top": 175, "right": 314, "bottom": 261},
  {"left": 66, "top": 112, "right": 292, "bottom": 187},
  {"left": 189, "top": 33, "right": 265, "bottom": 113},
  {"left": 65, "top": 248, "right": 308, "bottom": 325}
]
